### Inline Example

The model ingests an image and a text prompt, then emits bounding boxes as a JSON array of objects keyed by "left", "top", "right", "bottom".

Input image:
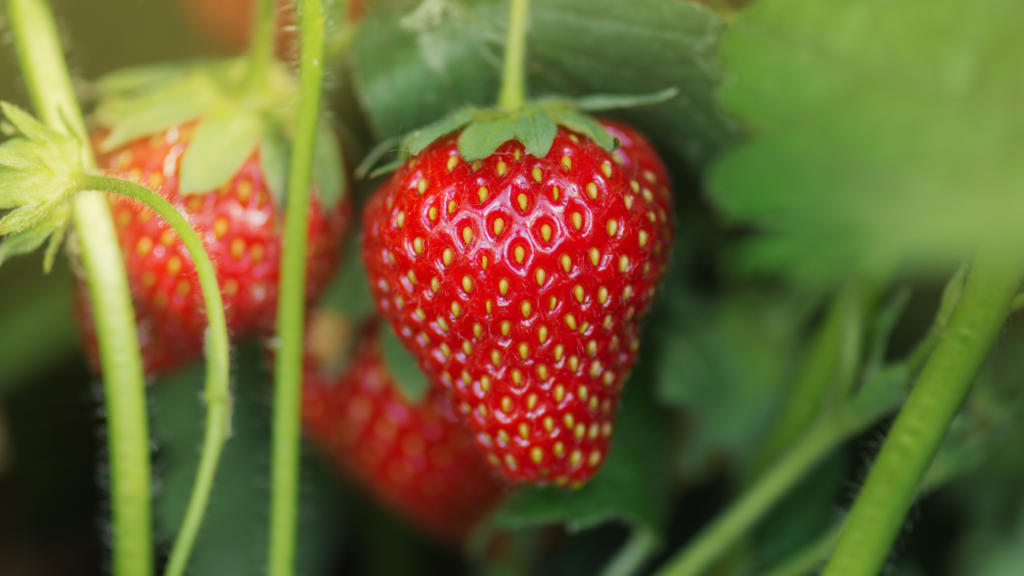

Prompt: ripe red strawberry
[
  {"left": 74, "top": 123, "right": 351, "bottom": 375},
  {"left": 302, "top": 322, "right": 504, "bottom": 543},
  {"left": 361, "top": 119, "right": 673, "bottom": 486}
]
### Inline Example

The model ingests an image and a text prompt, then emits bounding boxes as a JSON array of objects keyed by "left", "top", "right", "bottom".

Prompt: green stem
[
  {"left": 77, "top": 175, "right": 231, "bottom": 576},
  {"left": 6, "top": 1, "right": 152, "bottom": 574},
  {"left": 600, "top": 529, "right": 659, "bottom": 576},
  {"left": 268, "top": 0, "right": 326, "bottom": 573},
  {"left": 497, "top": 0, "right": 530, "bottom": 111},
  {"left": 247, "top": 0, "right": 278, "bottom": 89},
  {"left": 757, "top": 525, "right": 839, "bottom": 576},
  {"left": 656, "top": 419, "right": 849, "bottom": 576},
  {"left": 821, "top": 253, "right": 1024, "bottom": 576}
]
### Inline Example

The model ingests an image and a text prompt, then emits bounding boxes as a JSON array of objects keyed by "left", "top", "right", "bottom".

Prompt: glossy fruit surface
[
  {"left": 362, "top": 120, "right": 673, "bottom": 485},
  {"left": 75, "top": 123, "right": 350, "bottom": 376},
  {"left": 302, "top": 323, "right": 504, "bottom": 543}
]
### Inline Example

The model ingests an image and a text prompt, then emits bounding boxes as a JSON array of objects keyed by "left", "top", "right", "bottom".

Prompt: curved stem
[
  {"left": 821, "top": 253, "right": 1024, "bottom": 576},
  {"left": 497, "top": 0, "right": 530, "bottom": 111},
  {"left": 268, "top": 0, "right": 326, "bottom": 573},
  {"left": 600, "top": 529, "right": 659, "bottom": 576},
  {"left": 6, "top": 1, "right": 152, "bottom": 575},
  {"left": 247, "top": 0, "right": 278, "bottom": 89},
  {"left": 77, "top": 175, "right": 231, "bottom": 576}
]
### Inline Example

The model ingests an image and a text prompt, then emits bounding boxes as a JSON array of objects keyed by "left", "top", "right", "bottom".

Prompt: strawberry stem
[
  {"left": 821, "top": 252, "right": 1024, "bottom": 576},
  {"left": 268, "top": 0, "right": 327, "bottom": 573},
  {"left": 247, "top": 0, "right": 278, "bottom": 89},
  {"left": 6, "top": 0, "right": 153, "bottom": 575},
  {"left": 77, "top": 174, "right": 232, "bottom": 576},
  {"left": 497, "top": 0, "right": 531, "bottom": 111}
]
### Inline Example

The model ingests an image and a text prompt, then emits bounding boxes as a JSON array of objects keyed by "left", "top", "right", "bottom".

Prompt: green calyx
[
  {"left": 91, "top": 57, "right": 347, "bottom": 208},
  {"left": 358, "top": 88, "right": 677, "bottom": 178},
  {"left": 0, "top": 102, "right": 85, "bottom": 271}
]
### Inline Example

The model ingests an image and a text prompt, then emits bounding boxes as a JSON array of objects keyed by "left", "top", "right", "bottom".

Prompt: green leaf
[
  {"left": 318, "top": 237, "right": 376, "bottom": 319},
  {"left": 353, "top": 0, "right": 739, "bottom": 170},
  {"left": 492, "top": 367, "right": 670, "bottom": 538},
  {"left": 179, "top": 110, "right": 263, "bottom": 194},
  {"left": 402, "top": 108, "right": 477, "bottom": 156},
  {"left": 569, "top": 88, "right": 680, "bottom": 112},
  {"left": 313, "top": 123, "right": 347, "bottom": 208},
  {"left": 259, "top": 121, "right": 289, "bottom": 204},
  {"left": 379, "top": 323, "right": 428, "bottom": 403},
  {"left": 710, "top": 0, "right": 1024, "bottom": 281},
  {"left": 457, "top": 115, "right": 518, "bottom": 162},
  {"left": 0, "top": 200, "right": 57, "bottom": 235},
  {"left": 0, "top": 102, "right": 51, "bottom": 144},
  {"left": 547, "top": 107, "right": 616, "bottom": 150},
  {"left": 0, "top": 208, "right": 65, "bottom": 269},
  {"left": 151, "top": 345, "right": 349, "bottom": 576},
  {"left": 355, "top": 136, "right": 402, "bottom": 179},
  {"left": 515, "top": 107, "right": 558, "bottom": 158}
]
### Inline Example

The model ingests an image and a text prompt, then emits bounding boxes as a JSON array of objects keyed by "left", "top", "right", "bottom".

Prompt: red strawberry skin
[
  {"left": 302, "top": 324, "right": 504, "bottom": 543},
  {"left": 361, "top": 120, "right": 673, "bottom": 485},
  {"left": 74, "top": 123, "right": 351, "bottom": 376}
]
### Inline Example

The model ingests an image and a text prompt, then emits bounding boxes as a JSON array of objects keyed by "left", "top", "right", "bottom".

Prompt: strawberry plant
[{"left": 2, "top": 0, "right": 1024, "bottom": 575}]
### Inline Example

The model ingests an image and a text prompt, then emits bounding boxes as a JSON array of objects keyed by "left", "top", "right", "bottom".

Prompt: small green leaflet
[
  {"left": 514, "top": 107, "right": 558, "bottom": 159},
  {"left": 318, "top": 237, "right": 376, "bottom": 320},
  {"left": 457, "top": 115, "right": 518, "bottom": 162},
  {"left": 547, "top": 108, "right": 616, "bottom": 151},
  {"left": 313, "top": 123, "right": 347, "bottom": 208},
  {"left": 259, "top": 119, "right": 289, "bottom": 204},
  {"left": 402, "top": 108, "right": 477, "bottom": 156},
  {"left": 179, "top": 110, "right": 262, "bottom": 195},
  {"left": 379, "top": 323, "right": 429, "bottom": 403},
  {"left": 570, "top": 88, "right": 679, "bottom": 113}
]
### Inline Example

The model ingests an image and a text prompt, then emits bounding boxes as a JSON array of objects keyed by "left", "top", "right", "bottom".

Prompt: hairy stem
[
  {"left": 821, "top": 253, "right": 1024, "bottom": 576},
  {"left": 6, "top": 1, "right": 152, "bottom": 574},
  {"left": 247, "top": 0, "right": 279, "bottom": 89},
  {"left": 497, "top": 0, "right": 531, "bottom": 111},
  {"left": 78, "top": 175, "right": 231, "bottom": 576},
  {"left": 268, "top": 0, "right": 326, "bottom": 573}
]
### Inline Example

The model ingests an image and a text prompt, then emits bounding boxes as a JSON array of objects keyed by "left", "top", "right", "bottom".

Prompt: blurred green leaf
[
  {"left": 492, "top": 369, "right": 670, "bottom": 538},
  {"left": 150, "top": 344, "right": 348, "bottom": 575},
  {"left": 711, "top": 0, "right": 1024, "bottom": 282},
  {"left": 379, "top": 324, "right": 429, "bottom": 403},
  {"left": 318, "top": 236, "right": 376, "bottom": 319},
  {"left": 179, "top": 110, "right": 262, "bottom": 194},
  {"left": 353, "top": 0, "right": 740, "bottom": 171},
  {"left": 313, "top": 122, "right": 347, "bottom": 208},
  {"left": 457, "top": 114, "right": 518, "bottom": 161}
]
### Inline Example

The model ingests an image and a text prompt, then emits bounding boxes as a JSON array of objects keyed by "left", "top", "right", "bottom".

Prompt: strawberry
[
  {"left": 302, "top": 322, "right": 504, "bottom": 543},
  {"left": 73, "top": 123, "right": 351, "bottom": 375},
  {"left": 361, "top": 118, "right": 673, "bottom": 485}
]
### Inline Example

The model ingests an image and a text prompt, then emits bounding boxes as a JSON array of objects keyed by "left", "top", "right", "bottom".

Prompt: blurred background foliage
[{"left": 1, "top": 0, "right": 1024, "bottom": 575}]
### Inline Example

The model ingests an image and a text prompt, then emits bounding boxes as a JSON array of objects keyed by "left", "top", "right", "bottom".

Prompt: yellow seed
[
  {"left": 463, "top": 341, "right": 472, "bottom": 355},
  {"left": 491, "top": 350, "right": 501, "bottom": 366},
  {"left": 486, "top": 300, "right": 493, "bottom": 314},
  {"left": 554, "top": 344, "right": 564, "bottom": 361},
  {"left": 417, "top": 178, "right": 427, "bottom": 194},
  {"left": 521, "top": 301, "right": 532, "bottom": 317},
  {"left": 571, "top": 212, "right": 583, "bottom": 230},
  {"left": 590, "top": 360, "right": 602, "bottom": 377},
  {"left": 477, "top": 404, "right": 488, "bottom": 418},
  {"left": 519, "top": 423, "right": 530, "bottom": 439},
  {"left": 442, "top": 248, "right": 453, "bottom": 266},
  {"left": 538, "top": 326, "right": 549, "bottom": 343},
  {"left": 598, "top": 286, "right": 609, "bottom": 304},
  {"left": 527, "top": 394, "right": 538, "bottom": 410},
  {"left": 415, "top": 308, "right": 426, "bottom": 320},
  {"left": 565, "top": 314, "right": 577, "bottom": 330},
  {"left": 447, "top": 156, "right": 459, "bottom": 171},
  {"left": 543, "top": 416, "right": 554, "bottom": 432},
  {"left": 560, "top": 254, "right": 572, "bottom": 273},
  {"left": 166, "top": 255, "right": 182, "bottom": 275},
  {"left": 462, "top": 226, "right": 473, "bottom": 244},
  {"left": 619, "top": 255, "right": 629, "bottom": 272},
  {"left": 136, "top": 236, "right": 154, "bottom": 256},
  {"left": 603, "top": 371, "right": 616, "bottom": 386},
  {"left": 497, "top": 161, "right": 507, "bottom": 176},
  {"left": 388, "top": 250, "right": 396, "bottom": 265},
  {"left": 643, "top": 188, "right": 655, "bottom": 203},
  {"left": 501, "top": 396, "right": 512, "bottom": 413},
  {"left": 644, "top": 169, "right": 657, "bottom": 183},
  {"left": 499, "top": 278, "right": 510, "bottom": 296},
  {"left": 479, "top": 187, "right": 488, "bottom": 202},
  {"left": 176, "top": 279, "right": 191, "bottom": 296},
  {"left": 625, "top": 195, "right": 634, "bottom": 210},
  {"left": 413, "top": 237, "right": 424, "bottom": 255},
  {"left": 493, "top": 218, "right": 505, "bottom": 236},
  {"left": 530, "top": 447, "right": 543, "bottom": 464},
  {"left": 530, "top": 167, "right": 543, "bottom": 182},
  {"left": 570, "top": 449, "right": 583, "bottom": 467},
  {"left": 552, "top": 186, "right": 560, "bottom": 201},
  {"left": 561, "top": 156, "right": 572, "bottom": 171},
  {"left": 514, "top": 246, "right": 526, "bottom": 264},
  {"left": 481, "top": 255, "right": 488, "bottom": 269},
  {"left": 589, "top": 247, "right": 600, "bottom": 266},
  {"left": 564, "top": 414, "right": 575, "bottom": 429},
  {"left": 451, "top": 302, "right": 462, "bottom": 317},
  {"left": 648, "top": 210, "right": 656, "bottom": 223},
  {"left": 579, "top": 385, "right": 589, "bottom": 401},
  {"left": 554, "top": 385, "right": 565, "bottom": 402},
  {"left": 639, "top": 230, "right": 649, "bottom": 247},
  {"left": 603, "top": 315, "right": 613, "bottom": 329},
  {"left": 501, "top": 321, "right": 511, "bottom": 336},
  {"left": 536, "top": 268, "right": 546, "bottom": 285},
  {"left": 607, "top": 219, "right": 618, "bottom": 236},
  {"left": 407, "top": 270, "right": 417, "bottom": 285},
  {"left": 587, "top": 340, "right": 598, "bottom": 355},
  {"left": 574, "top": 423, "right": 586, "bottom": 439},
  {"left": 486, "top": 453, "right": 500, "bottom": 467},
  {"left": 588, "top": 450, "right": 602, "bottom": 467},
  {"left": 589, "top": 396, "right": 599, "bottom": 410},
  {"left": 579, "top": 321, "right": 590, "bottom": 334},
  {"left": 462, "top": 275, "right": 473, "bottom": 293},
  {"left": 573, "top": 285, "right": 584, "bottom": 303},
  {"left": 553, "top": 442, "right": 565, "bottom": 457},
  {"left": 440, "top": 343, "right": 451, "bottom": 358},
  {"left": 602, "top": 422, "right": 613, "bottom": 437},
  {"left": 519, "top": 343, "right": 529, "bottom": 360},
  {"left": 230, "top": 237, "right": 246, "bottom": 259},
  {"left": 601, "top": 161, "right": 612, "bottom": 178},
  {"left": 473, "top": 323, "right": 483, "bottom": 338},
  {"left": 512, "top": 369, "right": 523, "bottom": 386},
  {"left": 550, "top": 296, "right": 558, "bottom": 310},
  {"left": 213, "top": 217, "right": 230, "bottom": 239},
  {"left": 396, "top": 211, "right": 406, "bottom": 228},
  {"left": 569, "top": 356, "right": 580, "bottom": 372},
  {"left": 630, "top": 180, "right": 640, "bottom": 192},
  {"left": 448, "top": 200, "right": 456, "bottom": 214},
  {"left": 623, "top": 285, "right": 633, "bottom": 299},
  {"left": 431, "top": 277, "right": 440, "bottom": 293},
  {"left": 537, "top": 364, "right": 549, "bottom": 380},
  {"left": 437, "top": 317, "right": 449, "bottom": 332},
  {"left": 586, "top": 182, "right": 598, "bottom": 200},
  {"left": 481, "top": 375, "right": 491, "bottom": 392},
  {"left": 497, "top": 429, "right": 509, "bottom": 444},
  {"left": 461, "top": 371, "right": 471, "bottom": 385}
]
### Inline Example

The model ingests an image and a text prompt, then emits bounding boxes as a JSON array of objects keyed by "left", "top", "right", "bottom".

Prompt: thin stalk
[
  {"left": 268, "top": 0, "right": 326, "bottom": 572},
  {"left": 821, "top": 252, "right": 1024, "bottom": 576},
  {"left": 247, "top": 0, "right": 278, "bottom": 89},
  {"left": 497, "top": 0, "right": 530, "bottom": 111},
  {"left": 757, "top": 525, "right": 839, "bottom": 576},
  {"left": 6, "top": 0, "right": 152, "bottom": 574},
  {"left": 600, "top": 529, "right": 659, "bottom": 576},
  {"left": 656, "top": 419, "right": 848, "bottom": 576},
  {"left": 77, "top": 175, "right": 231, "bottom": 576}
]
